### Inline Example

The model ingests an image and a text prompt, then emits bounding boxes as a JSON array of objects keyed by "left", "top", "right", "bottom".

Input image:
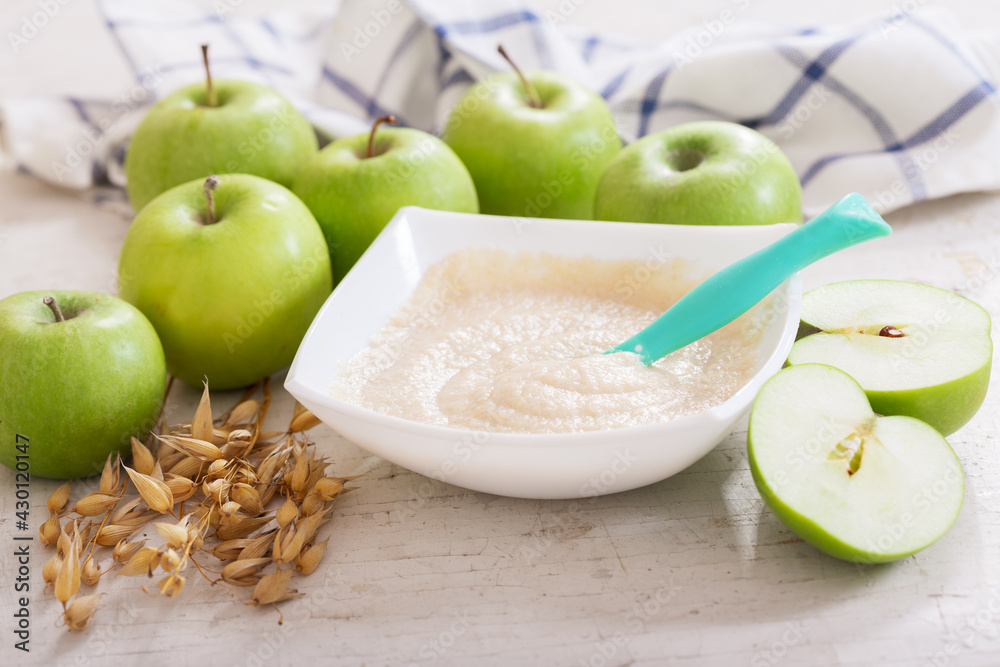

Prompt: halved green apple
[
  {"left": 787, "top": 280, "right": 992, "bottom": 436},
  {"left": 748, "top": 364, "right": 964, "bottom": 563}
]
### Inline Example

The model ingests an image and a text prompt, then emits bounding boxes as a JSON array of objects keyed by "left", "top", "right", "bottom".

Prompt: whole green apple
[
  {"left": 293, "top": 116, "right": 478, "bottom": 282},
  {"left": 594, "top": 121, "right": 802, "bottom": 225},
  {"left": 442, "top": 46, "right": 619, "bottom": 220},
  {"left": 749, "top": 363, "right": 964, "bottom": 563},
  {"left": 787, "top": 280, "right": 992, "bottom": 436},
  {"left": 125, "top": 46, "right": 317, "bottom": 212},
  {"left": 118, "top": 174, "right": 333, "bottom": 390},
  {"left": 0, "top": 291, "right": 166, "bottom": 479}
]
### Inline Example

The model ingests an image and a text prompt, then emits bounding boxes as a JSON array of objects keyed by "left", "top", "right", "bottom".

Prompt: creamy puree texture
[{"left": 332, "top": 249, "right": 761, "bottom": 434}]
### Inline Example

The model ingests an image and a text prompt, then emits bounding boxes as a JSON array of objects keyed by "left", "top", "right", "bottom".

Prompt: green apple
[
  {"left": 442, "top": 46, "right": 619, "bottom": 219},
  {"left": 749, "top": 363, "right": 964, "bottom": 563},
  {"left": 0, "top": 291, "right": 166, "bottom": 479},
  {"left": 293, "top": 116, "right": 478, "bottom": 283},
  {"left": 594, "top": 120, "right": 801, "bottom": 225},
  {"left": 787, "top": 280, "right": 992, "bottom": 436},
  {"left": 125, "top": 45, "right": 317, "bottom": 212},
  {"left": 118, "top": 174, "right": 332, "bottom": 390}
]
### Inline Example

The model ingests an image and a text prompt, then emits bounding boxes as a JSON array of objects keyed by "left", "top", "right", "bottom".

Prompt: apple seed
[{"left": 878, "top": 325, "right": 905, "bottom": 338}]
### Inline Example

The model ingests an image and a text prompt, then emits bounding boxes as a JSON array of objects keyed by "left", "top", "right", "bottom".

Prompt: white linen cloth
[{"left": 2, "top": 0, "right": 999, "bottom": 217}]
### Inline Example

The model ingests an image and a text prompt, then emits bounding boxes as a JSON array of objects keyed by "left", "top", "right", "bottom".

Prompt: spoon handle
[{"left": 608, "top": 193, "right": 892, "bottom": 365}]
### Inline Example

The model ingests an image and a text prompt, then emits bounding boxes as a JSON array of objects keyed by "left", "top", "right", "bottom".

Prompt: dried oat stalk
[{"left": 41, "top": 379, "right": 353, "bottom": 630}]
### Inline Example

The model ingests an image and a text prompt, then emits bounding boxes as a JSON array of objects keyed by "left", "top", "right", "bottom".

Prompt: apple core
[{"left": 666, "top": 148, "right": 704, "bottom": 173}]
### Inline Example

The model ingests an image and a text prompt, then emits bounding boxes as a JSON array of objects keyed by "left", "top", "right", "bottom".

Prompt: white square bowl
[{"left": 285, "top": 207, "right": 801, "bottom": 499}]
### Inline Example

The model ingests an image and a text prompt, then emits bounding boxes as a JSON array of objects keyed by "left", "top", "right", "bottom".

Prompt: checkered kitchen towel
[{"left": 3, "top": 0, "right": 999, "bottom": 217}]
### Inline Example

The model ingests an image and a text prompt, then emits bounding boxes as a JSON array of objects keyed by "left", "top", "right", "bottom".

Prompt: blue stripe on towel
[
  {"left": 798, "top": 81, "right": 994, "bottom": 186},
  {"left": 745, "top": 36, "right": 858, "bottom": 129},
  {"left": 321, "top": 66, "right": 407, "bottom": 124},
  {"left": 436, "top": 10, "right": 540, "bottom": 36},
  {"left": 636, "top": 67, "right": 671, "bottom": 137}
]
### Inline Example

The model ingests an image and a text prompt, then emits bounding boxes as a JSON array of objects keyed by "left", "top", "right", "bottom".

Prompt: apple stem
[
  {"left": 204, "top": 175, "right": 220, "bottom": 224},
  {"left": 497, "top": 45, "right": 542, "bottom": 109},
  {"left": 366, "top": 115, "right": 397, "bottom": 159},
  {"left": 201, "top": 44, "right": 217, "bottom": 107},
  {"left": 878, "top": 325, "right": 905, "bottom": 338},
  {"left": 43, "top": 296, "right": 65, "bottom": 322}
]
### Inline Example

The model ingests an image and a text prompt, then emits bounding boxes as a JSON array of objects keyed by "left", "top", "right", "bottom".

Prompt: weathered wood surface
[{"left": 2, "top": 0, "right": 999, "bottom": 663}]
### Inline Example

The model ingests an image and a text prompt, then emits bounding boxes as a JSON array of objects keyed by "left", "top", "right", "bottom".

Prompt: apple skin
[
  {"left": 0, "top": 291, "right": 166, "bottom": 479},
  {"left": 750, "top": 428, "right": 962, "bottom": 565},
  {"left": 748, "top": 363, "right": 964, "bottom": 564},
  {"left": 118, "top": 174, "right": 332, "bottom": 390},
  {"left": 442, "top": 70, "right": 619, "bottom": 219},
  {"left": 293, "top": 127, "right": 478, "bottom": 283},
  {"left": 593, "top": 121, "right": 802, "bottom": 226},
  {"left": 863, "top": 365, "right": 991, "bottom": 437},
  {"left": 788, "top": 280, "right": 993, "bottom": 436},
  {"left": 125, "top": 80, "right": 318, "bottom": 212}
]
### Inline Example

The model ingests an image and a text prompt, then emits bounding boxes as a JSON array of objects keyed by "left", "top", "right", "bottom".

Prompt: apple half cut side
[
  {"left": 787, "top": 280, "right": 992, "bottom": 436},
  {"left": 748, "top": 364, "right": 964, "bottom": 564}
]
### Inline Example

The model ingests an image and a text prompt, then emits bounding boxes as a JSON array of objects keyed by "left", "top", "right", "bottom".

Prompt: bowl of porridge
[{"left": 285, "top": 207, "right": 801, "bottom": 499}]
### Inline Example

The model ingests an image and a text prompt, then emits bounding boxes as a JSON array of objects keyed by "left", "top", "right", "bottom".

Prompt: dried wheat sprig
[{"left": 43, "top": 379, "right": 351, "bottom": 631}]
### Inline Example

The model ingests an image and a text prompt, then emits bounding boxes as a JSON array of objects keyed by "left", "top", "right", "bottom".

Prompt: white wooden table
[{"left": 1, "top": 1, "right": 999, "bottom": 665}]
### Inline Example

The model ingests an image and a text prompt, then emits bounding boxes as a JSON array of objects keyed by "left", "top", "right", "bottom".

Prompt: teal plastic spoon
[{"left": 608, "top": 193, "right": 892, "bottom": 365}]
